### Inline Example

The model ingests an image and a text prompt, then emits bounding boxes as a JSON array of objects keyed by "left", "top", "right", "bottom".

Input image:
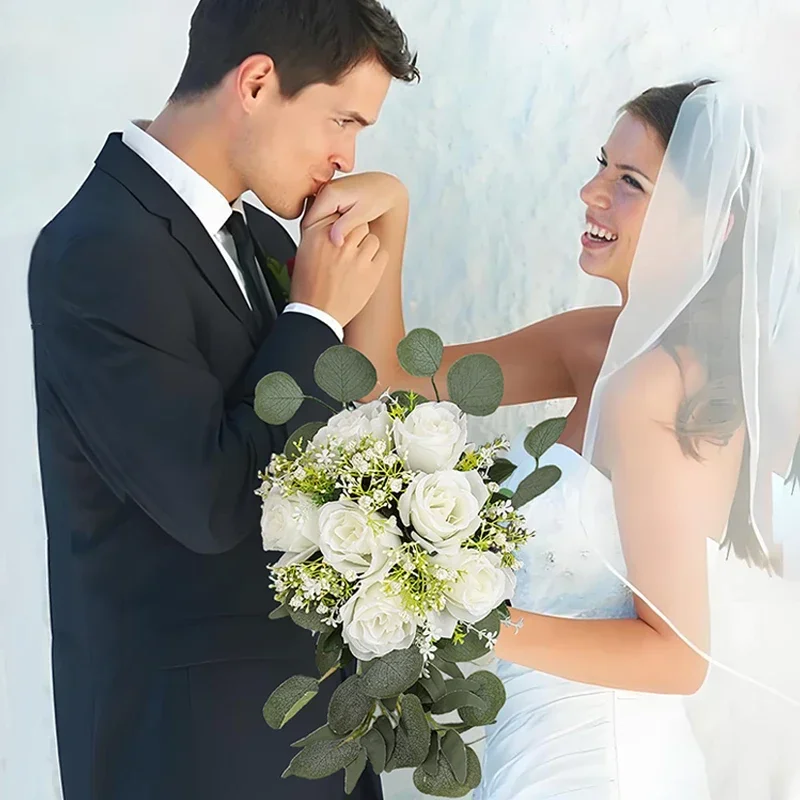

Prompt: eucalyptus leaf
[
  {"left": 318, "top": 626, "right": 344, "bottom": 654},
  {"left": 432, "top": 655, "right": 464, "bottom": 680},
  {"left": 282, "top": 739, "right": 362, "bottom": 780},
  {"left": 284, "top": 421, "right": 326, "bottom": 458},
  {"left": 436, "top": 678, "right": 480, "bottom": 696},
  {"left": 386, "top": 725, "right": 431, "bottom": 772},
  {"left": 441, "top": 730, "right": 468, "bottom": 784},
  {"left": 344, "top": 749, "right": 368, "bottom": 795},
  {"left": 382, "top": 695, "right": 400, "bottom": 712},
  {"left": 291, "top": 724, "right": 342, "bottom": 749},
  {"left": 397, "top": 328, "right": 444, "bottom": 378},
  {"left": 361, "top": 647, "right": 425, "bottom": 699},
  {"left": 436, "top": 721, "right": 473, "bottom": 735},
  {"left": 409, "top": 682, "right": 434, "bottom": 708},
  {"left": 254, "top": 372, "right": 305, "bottom": 426},
  {"left": 435, "top": 611, "right": 501, "bottom": 663},
  {"left": 487, "top": 457, "right": 517, "bottom": 485},
  {"left": 413, "top": 745, "right": 482, "bottom": 798},
  {"left": 418, "top": 668, "right": 447, "bottom": 703},
  {"left": 446, "top": 354, "right": 504, "bottom": 417},
  {"left": 361, "top": 727, "right": 388, "bottom": 774},
  {"left": 524, "top": 416, "right": 568, "bottom": 460},
  {"left": 289, "top": 604, "right": 332, "bottom": 633},
  {"left": 475, "top": 609, "right": 503, "bottom": 638},
  {"left": 421, "top": 732, "right": 441, "bottom": 777},
  {"left": 339, "top": 646, "right": 354, "bottom": 671},
  {"left": 430, "top": 690, "right": 485, "bottom": 716},
  {"left": 385, "top": 694, "right": 431, "bottom": 771},
  {"left": 427, "top": 665, "right": 448, "bottom": 697},
  {"left": 263, "top": 675, "right": 319, "bottom": 730},
  {"left": 316, "top": 628, "right": 343, "bottom": 675},
  {"left": 374, "top": 716, "right": 396, "bottom": 763},
  {"left": 434, "top": 632, "right": 491, "bottom": 663},
  {"left": 314, "top": 345, "right": 377, "bottom": 404},
  {"left": 400, "top": 693, "right": 430, "bottom": 741},
  {"left": 268, "top": 603, "right": 290, "bottom": 620},
  {"left": 511, "top": 464, "right": 562, "bottom": 509},
  {"left": 328, "top": 676, "right": 373, "bottom": 735},
  {"left": 458, "top": 670, "right": 507, "bottom": 727}
]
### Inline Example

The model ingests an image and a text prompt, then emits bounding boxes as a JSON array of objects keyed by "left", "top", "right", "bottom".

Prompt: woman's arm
[
  {"left": 366, "top": 306, "right": 617, "bottom": 406},
  {"left": 435, "top": 306, "right": 618, "bottom": 405},
  {"left": 495, "top": 350, "right": 743, "bottom": 694},
  {"left": 312, "top": 174, "right": 618, "bottom": 406},
  {"left": 343, "top": 191, "right": 409, "bottom": 385}
]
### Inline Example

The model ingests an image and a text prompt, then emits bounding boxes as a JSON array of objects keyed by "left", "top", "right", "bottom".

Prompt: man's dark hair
[{"left": 171, "top": 0, "right": 419, "bottom": 102}]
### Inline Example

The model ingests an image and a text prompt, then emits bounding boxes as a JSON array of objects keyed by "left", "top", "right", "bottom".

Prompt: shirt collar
[{"left": 122, "top": 120, "right": 239, "bottom": 236}]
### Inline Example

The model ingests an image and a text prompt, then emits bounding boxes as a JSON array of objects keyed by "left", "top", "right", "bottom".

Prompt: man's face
[{"left": 233, "top": 58, "right": 392, "bottom": 219}]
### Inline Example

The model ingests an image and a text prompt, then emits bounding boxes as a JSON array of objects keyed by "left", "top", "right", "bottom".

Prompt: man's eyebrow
[{"left": 340, "top": 110, "right": 375, "bottom": 127}]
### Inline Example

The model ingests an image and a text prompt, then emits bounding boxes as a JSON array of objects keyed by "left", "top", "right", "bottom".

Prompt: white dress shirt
[{"left": 121, "top": 120, "right": 343, "bottom": 340}]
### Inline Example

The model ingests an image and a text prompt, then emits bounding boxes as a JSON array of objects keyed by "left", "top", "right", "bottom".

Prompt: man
[{"left": 27, "top": 2, "right": 418, "bottom": 798}]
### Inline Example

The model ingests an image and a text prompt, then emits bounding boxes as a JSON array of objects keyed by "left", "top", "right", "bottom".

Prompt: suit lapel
[{"left": 95, "top": 133, "right": 260, "bottom": 344}]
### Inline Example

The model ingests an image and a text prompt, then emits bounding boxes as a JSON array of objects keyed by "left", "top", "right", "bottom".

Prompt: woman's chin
[{"left": 579, "top": 249, "right": 611, "bottom": 278}]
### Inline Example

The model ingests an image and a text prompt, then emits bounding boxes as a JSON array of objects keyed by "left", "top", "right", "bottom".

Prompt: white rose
[
  {"left": 398, "top": 470, "right": 490, "bottom": 553},
  {"left": 318, "top": 498, "right": 402, "bottom": 578},
  {"left": 313, "top": 400, "right": 392, "bottom": 448},
  {"left": 426, "top": 608, "right": 459, "bottom": 640},
  {"left": 392, "top": 402, "right": 468, "bottom": 473},
  {"left": 340, "top": 580, "right": 417, "bottom": 661},
  {"left": 260, "top": 486, "right": 320, "bottom": 560},
  {"left": 436, "top": 550, "right": 516, "bottom": 624}
]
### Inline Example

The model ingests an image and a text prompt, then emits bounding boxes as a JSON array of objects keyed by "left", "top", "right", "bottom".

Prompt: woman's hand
[{"left": 303, "top": 172, "right": 409, "bottom": 246}]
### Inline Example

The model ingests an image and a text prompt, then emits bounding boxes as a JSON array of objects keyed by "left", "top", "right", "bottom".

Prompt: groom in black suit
[{"left": 27, "top": 2, "right": 417, "bottom": 798}]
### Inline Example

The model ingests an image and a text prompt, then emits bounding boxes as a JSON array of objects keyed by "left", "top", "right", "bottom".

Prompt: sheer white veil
[{"left": 579, "top": 16, "right": 800, "bottom": 795}]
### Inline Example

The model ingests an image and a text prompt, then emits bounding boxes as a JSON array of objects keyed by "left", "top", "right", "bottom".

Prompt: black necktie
[{"left": 224, "top": 212, "right": 273, "bottom": 326}]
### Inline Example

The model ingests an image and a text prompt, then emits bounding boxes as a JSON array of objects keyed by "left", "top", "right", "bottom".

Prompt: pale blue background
[{"left": 1, "top": 2, "right": 796, "bottom": 797}]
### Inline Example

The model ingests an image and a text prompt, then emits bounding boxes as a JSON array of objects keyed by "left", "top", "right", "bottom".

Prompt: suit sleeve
[{"left": 33, "top": 232, "right": 339, "bottom": 555}]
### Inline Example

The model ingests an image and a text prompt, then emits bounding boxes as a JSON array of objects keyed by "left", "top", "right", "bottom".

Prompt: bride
[
  {"left": 474, "top": 76, "right": 800, "bottom": 799},
  {"left": 306, "top": 74, "right": 800, "bottom": 799}
]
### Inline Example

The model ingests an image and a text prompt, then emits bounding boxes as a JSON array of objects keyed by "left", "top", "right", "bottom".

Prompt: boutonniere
[{"left": 265, "top": 256, "right": 293, "bottom": 303}]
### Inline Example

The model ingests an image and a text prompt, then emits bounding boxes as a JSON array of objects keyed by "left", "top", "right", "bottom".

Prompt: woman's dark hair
[
  {"left": 622, "top": 78, "right": 792, "bottom": 568},
  {"left": 170, "top": 0, "right": 419, "bottom": 102},
  {"left": 622, "top": 79, "right": 716, "bottom": 150}
]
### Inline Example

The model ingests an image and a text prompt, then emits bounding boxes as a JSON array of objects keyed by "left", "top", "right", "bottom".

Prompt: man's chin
[
  {"left": 248, "top": 190, "right": 307, "bottom": 221},
  {"left": 269, "top": 201, "right": 306, "bottom": 221},
  {"left": 286, "top": 195, "right": 316, "bottom": 221}
]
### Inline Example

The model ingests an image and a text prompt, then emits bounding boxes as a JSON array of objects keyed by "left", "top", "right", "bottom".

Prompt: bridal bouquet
[{"left": 254, "top": 329, "right": 565, "bottom": 797}]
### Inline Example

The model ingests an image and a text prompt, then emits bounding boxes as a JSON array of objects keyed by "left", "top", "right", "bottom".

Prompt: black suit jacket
[{"left": 28, "top": 134, "right": 376, "bottom": 800}]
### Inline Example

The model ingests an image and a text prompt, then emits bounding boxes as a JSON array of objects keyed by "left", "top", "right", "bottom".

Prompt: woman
[
  {"left": 309, "top": 77, "right": 800, "bottom": 797},
  {"left": 478, "top": 80, "right": 800, "bottom": 799}
]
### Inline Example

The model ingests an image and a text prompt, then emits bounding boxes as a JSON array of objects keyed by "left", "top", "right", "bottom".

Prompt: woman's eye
[{"left": 623, "top": 174, "right": 644, "bottom": 191}]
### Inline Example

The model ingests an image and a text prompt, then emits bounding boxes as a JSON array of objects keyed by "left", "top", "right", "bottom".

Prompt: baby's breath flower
[
  {"left": 270, "top": 558, "right": 356, "bottom": 619},
  {"left": 383, "top": 543, "right": 460, "bottom": 620}
]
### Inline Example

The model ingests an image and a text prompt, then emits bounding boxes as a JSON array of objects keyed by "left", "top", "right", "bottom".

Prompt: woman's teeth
[{"left": 585, "top": 223, "right": 618, "bottom": 242}]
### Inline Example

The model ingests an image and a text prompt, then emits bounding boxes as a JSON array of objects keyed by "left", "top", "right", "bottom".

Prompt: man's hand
[
  {"left": 302, "top": 172, "right": 408, "bottom": 247},
  {"left": 290, "top": 212, "right": 389, "bottom": 328}
]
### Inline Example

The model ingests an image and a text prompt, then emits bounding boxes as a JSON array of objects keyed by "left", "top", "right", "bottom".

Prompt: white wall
[{"left": 1, "top": 2, "right": 790, "bottom": 798}]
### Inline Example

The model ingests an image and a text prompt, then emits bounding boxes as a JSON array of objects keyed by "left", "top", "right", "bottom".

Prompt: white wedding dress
[{"left": 474, "top": 437, "right": 712, "bottom": 800}]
